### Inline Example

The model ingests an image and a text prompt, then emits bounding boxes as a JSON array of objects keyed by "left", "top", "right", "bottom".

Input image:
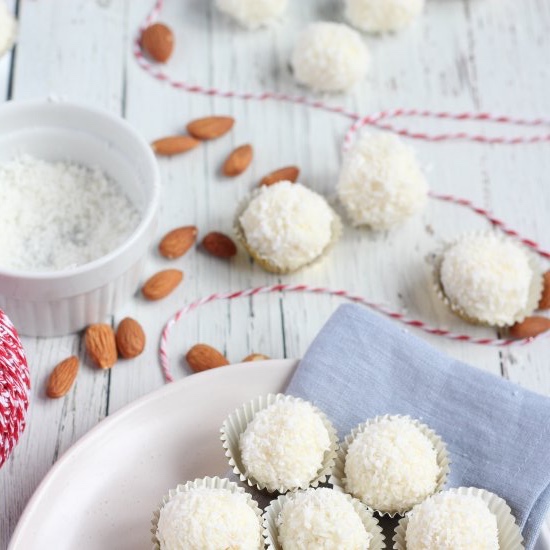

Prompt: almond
[
  {"left": 152, "top": 136, "right": 200, "bottom": 156},
  {"left": 159, "top": 226, "right": 198, "bottom": 259},
  {"left": 141, "top": 23, "right": 174, "bottom": 63},
  {"left": 186, "top": 343, "right": 229, "bottom": 373},
  {"left": 116, "top": 318, "right": 146, "bottom": 359},
  {"left": 223, "top": 144, "right": 253, "bottom": 177},
  {"left": 538, "top": 271, "right": 550, "bottom": 310},
  {"left": 202, "top": 232, "right": 237, "bottom": 258},
  {"left": 260, "top": 166, "right": 300, "bottom": 187},
  {"left": 46, "top": 356, "right": 79, "bottom": 398},
  {"left": 142, "top": 269, "right": 183, "bottom": 300},
  {"left": 242, "top": 353, "right": 270, "bottom": 362},
  {"left": 509, "top": 316, "right": 550, "bottom": 339},
  {"left": 187, "top": 116, "right": 234, "bottom": 140},
  {"left": 85, "top": 324, "right": 117, "bottom": 370}
]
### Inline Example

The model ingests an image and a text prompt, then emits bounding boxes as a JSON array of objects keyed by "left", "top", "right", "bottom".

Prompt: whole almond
[
  {"left": 260, "top": 166, "right": 300, "bottom": 187},
  {"left": 186, "top": 343, "right": 229, "bottom": 373},
  {"left": 202, "top": 232, "right": 237, "bottom": 258},
  {"left": 141, "top": 23, "right": 174, "bottom": 63},
  {"left": 510, "top": 316, "right": 550, "bottom": 339},
  {"left": 538, "top": 271, "right": 550, "bottom": 310},
  {"left": 152, "top": 136, "right": 200, "bottom": 156},
  {"left": 46, "top": 356, "right": 79, "bottom": 398},
  {"left": 242, "top": 353, "right": 270, "bottom": 362},
  {"left": 187, "top": 116, "right": 234, "bottom": 140},
  {"left": 159, "top": 226, "right": 198, "bottom": 259},
  {"left": 85, "top": 324, "right": 117, "bottom": 370},
  {"left": 116, "top": 318, "right": 146, "bottom": 359},
  {"left": 223, "top": 144, "right": 253, "bottom": 177},
  {"left": 142, "top": 269, "right": 183, "bottom": 300}
]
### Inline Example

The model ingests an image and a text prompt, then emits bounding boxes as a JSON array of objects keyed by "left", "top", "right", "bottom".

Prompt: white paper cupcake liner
[
  {"left": 233, "top": 188, "right": 343, "bottom": 275},
  {"left": 433, "top": 231, "right": 543, "bottom": 327},
  {"left": 150, "top": 476, "right": 263, "bottom": 550},
  {"left": 392, "top": 487, "right": 524, "bottom": 550},
  {"left": 221, "top": 393, "right": 339, "bottom": 494},
  {"left": 331, "top": 414, "right": 450, "bottom": 517},
  {"left": 263, "top": 489, "right": 385, "bottom": 550}
]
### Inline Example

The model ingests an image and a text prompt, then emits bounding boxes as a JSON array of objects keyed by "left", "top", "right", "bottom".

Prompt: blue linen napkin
[{"left": 286, "top": 304, "right": 550, "bottom": 550}]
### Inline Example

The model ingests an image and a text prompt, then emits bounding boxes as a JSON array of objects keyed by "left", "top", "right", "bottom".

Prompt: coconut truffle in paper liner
[
  {"left": 438, "top": 233, "right": 542, "bottom": 327},
  {"left": 344, "top": 0, "right": 425, "bottom": 34},
  {"left": 216, "top": 0, "right": 288, "bottom": 29},
  {"left": 337, "top": 133, "right": 428, "bottom": 230},
  {"left": 0, "top": 1, "right": 16, "bottom": 58},
  {"left": 291, "top": 22, "right": 369, "bottom": 93}
]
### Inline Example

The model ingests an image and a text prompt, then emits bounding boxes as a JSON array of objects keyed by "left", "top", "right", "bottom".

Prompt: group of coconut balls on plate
[{"left": 153, "top": 395, "right": 522, "bottom": 549}]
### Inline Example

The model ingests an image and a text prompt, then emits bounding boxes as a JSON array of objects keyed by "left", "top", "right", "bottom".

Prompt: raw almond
[
  {"left": 85, "top": 324, "right": 117, "bottom": 370},
  {"left": 46, "top": 356, "right": 79, "bottom": 398},
  {"left": 142, "top": 269, "right": 183, "bottom": 300},
  {"left": 159, "top": 226, "right": 198, "bottom": 259},
  {"left": 116, "top": 318, "right": 146, "bottom": 359},
  {"left": 509, "top": 316, "right": 550, "bottom": 339},
  {"left": 202, "top": 232, "right": 237, "bottom": 258},
  {"left": 223, "top": 144, "right": 253, "bottom": 177},
  {"left": 187, "top": 116, "right": 234, "bottom": 140},
  {"left": 260, "top": 166, "right": 300, "bottom": 187},
  {"left": 242, "top": 353, "right": 270, "bottom": 362},
  {"left": 151, "top": 136, "right": 200, "bottom": 156},
  {"left": 539, "top": 271, "right": 550, "bottom": 310},
  {"left": 186, "top": 343, "right": 229, "bottom": 373},
  {"left": 141, "top": 23, "right": 174, "bottom": 63}
]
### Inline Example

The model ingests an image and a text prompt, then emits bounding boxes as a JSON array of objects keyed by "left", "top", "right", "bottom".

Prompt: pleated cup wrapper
[
  {"left": 263, "top": 489, "right": 386, "bottom": 550},
  {"left": 220, "top": 393, "right": 339, "bottom": 494},
  {"left": 150, "top": 476, "right": 263, "bottom": 550},
  {"left": 392, "top": 486, "right": 524, "bottom": 550},
  {"left": 331, "top": 414, "right": 451, "bottom": 517}
]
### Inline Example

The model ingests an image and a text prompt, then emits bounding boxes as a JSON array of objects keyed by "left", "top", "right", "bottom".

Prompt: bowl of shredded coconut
[{"left": 0, "top": 100, "right": 160, "bottom": 336}]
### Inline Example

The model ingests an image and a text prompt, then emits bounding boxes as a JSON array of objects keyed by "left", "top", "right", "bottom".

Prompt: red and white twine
[{"left": 134, "top": 0, "right": 550, "bottom": 382}]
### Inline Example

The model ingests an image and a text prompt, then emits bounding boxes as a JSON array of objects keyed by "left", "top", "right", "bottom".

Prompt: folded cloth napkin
[{"left": 286, "top": 304, "right": 550, "bottom": 549}]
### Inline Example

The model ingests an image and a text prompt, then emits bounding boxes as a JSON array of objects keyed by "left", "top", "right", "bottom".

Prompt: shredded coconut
[
  {"left": 216, "top": 0, "right": 287, "bottom": 29},
  {"left": 240, "top": 399, "right": 331, "bottom": 492},
  {"left": 277, "top": 488, "right": 373, "bottom": 550},
  {"left": 440, "top": 233, "right": 534, "bottom": 326},
  {"left": 337, "top": 132, "right": 428, "bottom": 230},
  {"left": 291, "top": 22, "right": 369, "bottom": 92},
  {"left": 345, "top": 0, "right": 425, "bottom": 33},
  {"left": 239, "top": 182, "right": 336, "bottom": 272},
  {"left": 156, "top": 487, "right": 262, "bottom": 550},
  {"left": 406, "top": 492, "right": 499, "bottom": 550},
  {"left": 0, "top": 1, "right": 16, "bottom": 57},
  {"left": 0, "top": 155, "right": 140, "bottom": 272},
  {"left": 344, "top": 416, "right": 439, "bottom": 512}
]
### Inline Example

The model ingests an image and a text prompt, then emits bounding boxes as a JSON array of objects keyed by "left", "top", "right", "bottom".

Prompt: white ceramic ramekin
[{"left": 0, "top": 100, "right": 160, "bottom": 337}]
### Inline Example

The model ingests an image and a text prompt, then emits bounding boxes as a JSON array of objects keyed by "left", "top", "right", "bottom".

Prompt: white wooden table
[{"left": 1, "top": 0, "right": 550, "bottom": 546}]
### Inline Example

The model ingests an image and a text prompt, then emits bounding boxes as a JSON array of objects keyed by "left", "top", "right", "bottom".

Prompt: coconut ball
[
  {"left": 291, "top": 22, "right": 369, "bottom": 93},
  {"left": 344, "top": 416, "right": 440, "bottom": 513},
  {"left": 406, "top": 492, "right": 499, "bottom": 550},
  {"left": 0, "top": 1, "right": 16, "bottom": 57},
  {"left": 216, "top": 0, "right": 288, "bottom": 29},
  {"left": 238, "top": 182, "right": 339, "bottom": 273},
  {"left": 240, "top": 399, "right": 332, "bottom": 492},
  {"left": 156, "top": 487, "right": 262, "bottom": 550},
  {"left": 344, "top": 0, "right": 425, "bottom": 33},
  {"left": 337, "top": 133, "right": 428, "bottom": 230},
  {"left": 440, "top": 233, "right": 537, "bottom": 326},
  {"left": 277, "top": 488, "right": 373, "bottom": 550}
]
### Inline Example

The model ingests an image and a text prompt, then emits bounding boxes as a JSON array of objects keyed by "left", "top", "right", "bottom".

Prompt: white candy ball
[
  {"left": 0, "top": 1, "right": 16, "bottom": 57},
  {"left": 345, "top": 0, "right": 425, "bottom": 33},
  {"left": 291, "top": 22, "right": 369, "bottom": 93},
  {"left": 216, "top": 0, "right": 288, "bottom": 29}
]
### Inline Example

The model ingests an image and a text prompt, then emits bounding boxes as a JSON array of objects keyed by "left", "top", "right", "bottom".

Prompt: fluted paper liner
[
  {"left": 263, "top": 489, "right": 385, "bottom": 550},
  {"left": 433, "top": 231, "right": 543, "bottom": 327},
  {"left": 150, "top": 476, "right": 263, "bottom": 550},
  {"left": 233, "top": 188, "right": 342, "bottom": 275},
  {"left": 392, "top": 487, "right": 524, "bottom": 550},
  {"left": 331, "top": 414, "right": 450, "bottom": 517},
  {"left": 221, "top": 393, "right": 339, "bottom": 494}
]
